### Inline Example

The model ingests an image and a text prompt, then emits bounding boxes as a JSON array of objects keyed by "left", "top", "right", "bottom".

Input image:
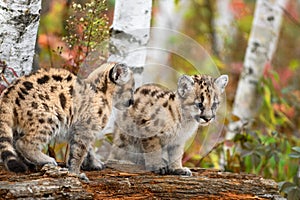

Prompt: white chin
[
  {"left": 199, "top": 118, "right": 213, "bottom": 126},
  {"left": 199, "top": 122, "right": 209, "bottom": 126}
]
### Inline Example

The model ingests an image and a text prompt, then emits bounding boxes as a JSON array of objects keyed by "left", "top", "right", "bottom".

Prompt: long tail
[{"left": 0, "top": 104, "right": 27, "bottom": 173}]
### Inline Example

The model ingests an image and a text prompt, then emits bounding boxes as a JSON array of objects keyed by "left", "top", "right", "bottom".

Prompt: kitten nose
[{"left": 200, "top": 115, "right": 215, "bottom": 122}]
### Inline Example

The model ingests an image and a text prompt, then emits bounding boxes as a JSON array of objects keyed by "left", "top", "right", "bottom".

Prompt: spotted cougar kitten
[
  {"left": 0, "top": 62, "right": 134, "bottom": 179},
  {"left": 109, "top": 74, "right": 228, "bottom": 176}
]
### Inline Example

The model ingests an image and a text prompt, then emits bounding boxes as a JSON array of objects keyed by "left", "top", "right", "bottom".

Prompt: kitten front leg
[
  {"left": 81, "top": 146, "right": 105, "bottom": 171},
  {"left": 167, "top": 144, "right": 192, "bottom": 176},
  {"left": 68, "top": 127, "right": 94, "bottom": 181}
]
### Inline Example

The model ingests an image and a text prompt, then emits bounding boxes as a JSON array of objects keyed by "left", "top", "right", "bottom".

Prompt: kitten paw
[
  {"left": 171, "top": 167, "right": 192, "bottom": 176},
  {"left": 81, "top": 159, "right": 105, "bottom": 171},
  {"left": 154, "top": 166, "right": 170, "bottom": 175},
  {"left": 79, "top": 172, "right": 90, "bottom": 183},
  {"left": 68, "top": 172, "right": 90, "bottom": 183},
  {"left": 38, "top": 157, "right": 57, "bottom": 167}
]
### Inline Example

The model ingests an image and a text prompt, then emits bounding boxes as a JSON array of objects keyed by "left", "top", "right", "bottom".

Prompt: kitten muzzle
[{"left": 195, "top": 115, "right": 215, "bottom": 124}]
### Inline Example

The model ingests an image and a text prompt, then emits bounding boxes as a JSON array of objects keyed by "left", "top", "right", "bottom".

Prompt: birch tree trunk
[
  {"left": 147, "top": 0, "right": 190, "bottom": 66},
  {"left": 226, "top": 0, "right": 288, "bottom": 141},
  {"left": 0, "top": 0, "right": 41, "bottom": 86},
  {"left": 101, "top": 0, "right": 152, "bottom": 138},
  {"left": 213, "top": 0, "right": 236, "bottom": 60},
  {"left": 145, "top": 0, "right": 190, "bottom": 86},
  {"left": 108, "top": 0, "right": 152, "bottom": 88}
]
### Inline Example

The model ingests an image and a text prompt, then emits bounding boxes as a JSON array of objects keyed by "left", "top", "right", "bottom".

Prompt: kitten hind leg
[
  {"left": 15, "top": 136, "right": 57, "bottom": 167},
  {"left": 141, "top": 136, "right": 167, "bottom": 173}
]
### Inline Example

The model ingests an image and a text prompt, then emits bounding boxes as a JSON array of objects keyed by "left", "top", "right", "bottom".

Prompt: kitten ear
[
  {"left": 215, "top": 75, "right": 228, "bottom": 93},
  {"left": 109, "top": 63, "right": 131, "bottom": 85},
  {"left": 177, "top": 75, "right": 194, "bottom": 98}
]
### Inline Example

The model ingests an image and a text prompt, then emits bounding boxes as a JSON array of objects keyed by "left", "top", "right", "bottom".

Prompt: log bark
[{"left": 0, "top": 163, "right": 282, "bottom": 199}]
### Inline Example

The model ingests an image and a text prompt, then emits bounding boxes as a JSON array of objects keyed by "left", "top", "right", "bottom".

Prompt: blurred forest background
[{"left": 2, "top": 0, "right": 300, "bottom": 197}]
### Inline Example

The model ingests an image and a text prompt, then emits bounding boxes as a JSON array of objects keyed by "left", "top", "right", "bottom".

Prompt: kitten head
[
  {"left": 88, "top": 62, "right": 135, "bottom": 110},
  {"left": 177, "top": 74, "right": 228, "bottom": 126},
  {"left": 108, "top": 63, "right": 135, "bottom": 110}
]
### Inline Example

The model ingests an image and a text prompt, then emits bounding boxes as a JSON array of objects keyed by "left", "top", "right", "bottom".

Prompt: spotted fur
[
  {"left": 109, "top": 74, "right": 228, "bottom": 176},
  {"left": 0, "top": 62, "right": 134, "bottom": 178}
]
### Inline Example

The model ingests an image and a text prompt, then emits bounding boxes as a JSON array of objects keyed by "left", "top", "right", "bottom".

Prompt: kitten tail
[{"left": 0, "top": 104, "right": 27, "bottom": 173}]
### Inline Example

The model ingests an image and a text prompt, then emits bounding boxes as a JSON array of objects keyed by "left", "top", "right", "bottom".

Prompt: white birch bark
[
  {"left": 101, "top": 0, "right": 152, "bottom": 138},
  {"left": 227, "top": 0, "right": 288, "bottom": 140},
  {"left": 221, "top": 0, "right": 288, "bottom": 170},
  {"left": 108, "top": 0, "right": 152, "bottom": 88},
  {"left": 213, "top": 0, "right": 236, "bottom": 60},
  {"left": 0, "top": 0, "right": 41, "bottom": 86},
  {"left": 147, "top": 0, "right": 190, "bottom": 65},
  {"left": 145, "top": 0, "right": 190, "bottom": 86}
]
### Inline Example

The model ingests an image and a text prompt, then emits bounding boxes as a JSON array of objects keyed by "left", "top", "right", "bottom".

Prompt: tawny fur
[
  {"left": 109, "top": 74, "right": 228, "bottom": 176},
  {"left": 0, "top": 62, "right": 134, "bottom": 178}
]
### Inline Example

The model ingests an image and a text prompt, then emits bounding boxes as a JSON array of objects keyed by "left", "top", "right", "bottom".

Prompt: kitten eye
[
  {"left": 195, "top": 102, "right": 204, "bottom": 109},
  {"left": 212, "top": 102, "right": 219, "bottom": 109}
]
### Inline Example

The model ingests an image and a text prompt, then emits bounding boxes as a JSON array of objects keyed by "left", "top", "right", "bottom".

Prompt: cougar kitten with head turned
[{"left": 0, "top": 62, "right": 134, "bottom": 180}]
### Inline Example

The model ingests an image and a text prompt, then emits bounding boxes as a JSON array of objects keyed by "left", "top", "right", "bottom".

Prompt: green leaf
[
  {"left": 252, "top": 153, "right": 261, "bottom": 168},
  {"left": 292, "top": 147, "right": 300, "bottom": 153},
  {"left": 289, "top": 152, "right": 300, "bottom": 158},
  {"left": 289, "top": 59, "right": 300, "bottom": 71},
  {"left": 241, "top": 149, "right": 254, "bottom": 158},
  {"left": 274, "top": 153, "right": 280, "bottom": 164},
  {"left": 237, "top": 15, "right": 253, "bottom": 32}
]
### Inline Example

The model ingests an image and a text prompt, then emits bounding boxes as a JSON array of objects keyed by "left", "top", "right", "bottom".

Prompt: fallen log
[{"left": 0, "top": 163, "right": 282, "bottom": 199}]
